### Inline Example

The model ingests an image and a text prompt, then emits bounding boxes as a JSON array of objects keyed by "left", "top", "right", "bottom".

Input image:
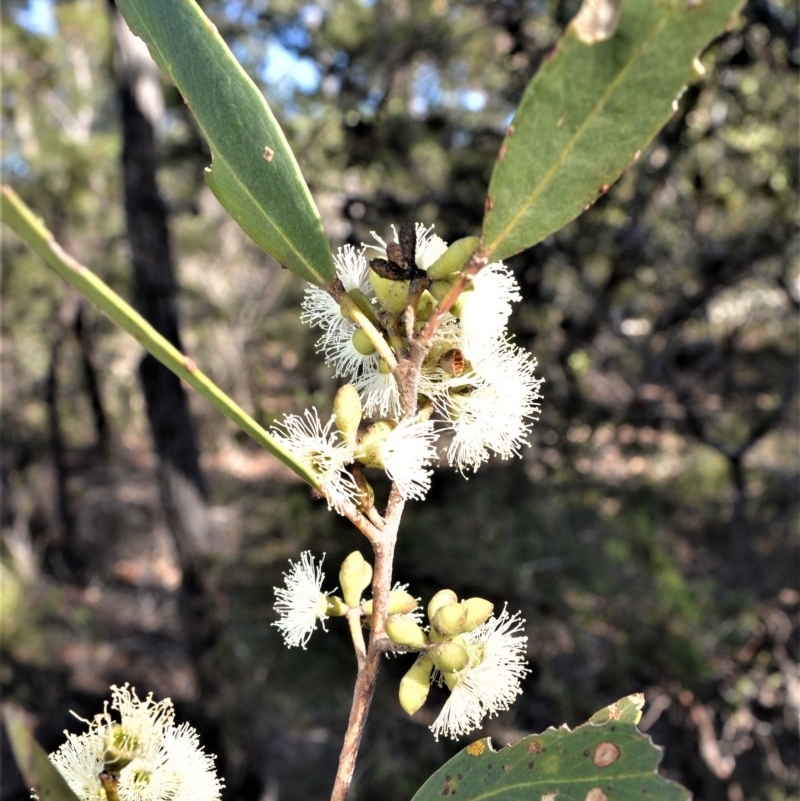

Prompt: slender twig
[
  {"left": 346, "top": 607, "right": 368, "bottom": 664},
  {"left": 330, "top": 499, "right": 402, "bottom": 801}
]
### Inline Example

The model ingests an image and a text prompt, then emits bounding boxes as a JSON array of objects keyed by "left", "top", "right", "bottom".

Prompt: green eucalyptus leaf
[
  {"left": 116, "top": 0, "right": 334, "bottom": 286},
  {"left": 411, "top": 694, "right": 690, "bottom": 801},
  {"left": 482, "top": 0, "right": 745, "bottom": 262},
  {"left": 3, "top": 704, "right": 81, "bottom": 801}
]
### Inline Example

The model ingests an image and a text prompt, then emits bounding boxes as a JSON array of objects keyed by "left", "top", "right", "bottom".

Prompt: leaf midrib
[
  {"left": 485, "top": 9, "right": 674, "bottom": 258},
  {"left": 126, "top": 1, "right": 330, "bottom": 286}
]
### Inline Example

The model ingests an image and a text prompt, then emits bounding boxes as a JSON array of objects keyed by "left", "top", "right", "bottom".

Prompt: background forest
[{"left": 1, "top": 1, "right": 798, "bottom": 800}]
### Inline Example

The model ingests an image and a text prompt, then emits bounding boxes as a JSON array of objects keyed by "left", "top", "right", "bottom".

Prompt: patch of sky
[
  {"left": 222, "top": 3, "right": 322, "bottom": 103},
  {"left": 409, "top": 62, "right": 442, "bottom": 117},
  {"left": 13, "top": 0, "right": 56, "bottom": 36},
  {"left": 357, "top": 87, "right": 385, "bottom": 117},
  {"left": 1, "top": 152, "right": 31, "bottom": 181},
  {"left": 410, "top": 62, "right": 487, "bottom": 116},
  {"left": 456, "top": 88, "right": 487, "bottom": 112},
  {"left": 262, "top": 42, "right": 321, "bottom": 97}
]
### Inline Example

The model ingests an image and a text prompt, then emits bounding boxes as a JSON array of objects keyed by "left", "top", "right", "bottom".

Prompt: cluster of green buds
[
  {"left": 332, "top": 383, "right": 398, "bottom": 475},
  {"left": 289, "top": 222, "right": 543, "bottom": 503},
  {"left": 391, "top": 590, "right": 495, "bottom": 716}
]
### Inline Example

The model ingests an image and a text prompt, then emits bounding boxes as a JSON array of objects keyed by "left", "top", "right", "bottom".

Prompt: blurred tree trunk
[
  {"left": 108, "top": 0, "right": 226, "bottom": 763},
  {"left": 45, "top": 289, "right": 109, "bottom": 583},
  {"left": 109, "top": 4, "right": 212, "bottom": 566}
]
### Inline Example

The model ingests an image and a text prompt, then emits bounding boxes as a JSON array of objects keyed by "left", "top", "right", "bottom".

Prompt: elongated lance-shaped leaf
[
  {"left": 116, "top": 0, "right": 334, "bottom": 287},
  {"left": 3, "top": 705, "right": 81, "bottom": 801},
  {"left": 1, "top": 186, "right": 320, "bottom": 490},
  {"left": 482, "top": 0, "right": 745, "bottom": 262},
  {"left": 411, "top": 694, "right": 690, "bottom": 801}
]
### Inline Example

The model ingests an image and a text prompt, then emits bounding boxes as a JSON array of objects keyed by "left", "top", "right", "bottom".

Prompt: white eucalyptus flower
[
  {"left": 443, "top": 342, "right": 543, "bottom": 473},
  {"left": 354, "top": 366, "right": 402, "bottom": 419},
  {"left": 301, "top": 244, "right": 378, "bottom": 381},
  {"left": 46, "top": 684, "right": 222, "bottom": 801},
  {"left": 272, "top": 551, "right": 332, "bottom": 649},
  {"left": 299, "top": 222, "right": 544, "bottom": 475},
  {"left": 269, "top": 408, "right": 359, "bottom": 515},
  {"left": 430, "top": 607, "right": 529, "bottom": 740},
  {"left": 380, "top": 418, "right": 439, "bottom": 501},
  {"left": 458, "top": 260, "right": 522, "bottom": 361}
]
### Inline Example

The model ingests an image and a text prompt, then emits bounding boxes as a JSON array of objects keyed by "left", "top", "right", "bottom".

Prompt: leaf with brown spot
[
  {"left": 410, "top": 696, "right": 689, "bottom": 801},
  {"left": 116, "top": 0, "right": 334, "bottom": 287}
]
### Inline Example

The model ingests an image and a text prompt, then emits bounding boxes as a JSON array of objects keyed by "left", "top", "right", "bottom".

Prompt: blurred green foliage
[{"left": 1, "top": 1, "right": 797, "bottom": 800}]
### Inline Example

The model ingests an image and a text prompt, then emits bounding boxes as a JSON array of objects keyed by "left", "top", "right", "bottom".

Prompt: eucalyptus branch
[{"left": 332, "top": 499, "right": 403, "bottom": 801}]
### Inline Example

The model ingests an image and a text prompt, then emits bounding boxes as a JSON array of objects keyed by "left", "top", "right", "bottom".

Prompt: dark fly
[{"left": 369, "top": 222, "right": 426, "bottom": 281}]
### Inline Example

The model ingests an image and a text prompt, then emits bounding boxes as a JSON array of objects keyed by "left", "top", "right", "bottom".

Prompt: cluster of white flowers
[
  {"left": 44, "top": 684, "right": 222, "bottom": 801},
  {"left": 269, "top": 407, "right": 438, "bottom": 514},
  {"left": 300, "top": 223, "right": 543, "bottom": 478}
]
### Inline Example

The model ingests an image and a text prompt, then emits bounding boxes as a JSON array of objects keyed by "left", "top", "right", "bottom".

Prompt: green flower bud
[
  {"left": 103, "top": 724, "right": 139, "bottom": 773},
  {"left": 430, "top": 636, "right": 470, "bottom": 674},
  {"left": 426, "top": 236, "right": 480, "bottom": 280},
  {"left": 443, "top": 668, "right": 462, "bottom": 692},
  {"left": 351, "top": 328, "right": 377, "bottom": 356},
  {"left": 427, "top": 589, "right": 459, "bottom": 622},
  {"left": 415, "top": 290, "right": 437, "bottom": 321},
  {"left": 463, "top": 597, "right": 494, "bottom": 631},
  {"left": 387, "top": 589, "right": 419, "bottom": 615},
  {"left": 429, "top": 279, "right": 452, "bottom": 302},
  {"left": 385, "top": 614, "right": 428, "bottom": 650},
  {"left": 362, "top": 588, "right": 417, "bottom": 623},
  {"left": 369, "top": 270, "right": 409, "bottom": 314},
  {"left": 398, "top": 655, "right": 434, "bottom": 716},
  {"left": 339, "top": 551, "right": 373, "bottom": 608},
  {"left": 333, "top": 384, "right": 362, "bottom": 444},
  {"left": 431, "top": 601, "right": 468, "bottom": 637},
  {"left": 324, "top": 595, "right": 349, "bottom": 618},
  {"left": 354, "top": 420, "right": 395, "bottom": 469},
  {"left": 450, "top": 295, "right": 467, "bottom": 319}
]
